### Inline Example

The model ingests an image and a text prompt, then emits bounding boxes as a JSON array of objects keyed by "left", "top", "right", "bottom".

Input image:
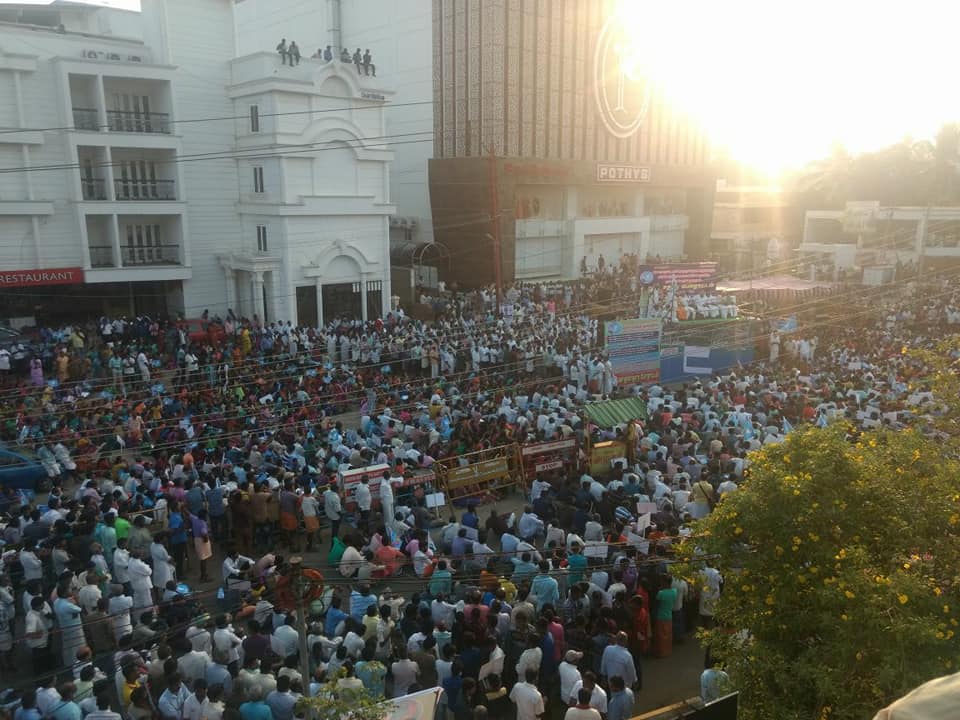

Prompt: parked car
[
  {"left": 178, "top": 319, "right": 226, "bottom": 346},
  {"left": 0, "top": 445, "right": 48, "bottom": 491}
]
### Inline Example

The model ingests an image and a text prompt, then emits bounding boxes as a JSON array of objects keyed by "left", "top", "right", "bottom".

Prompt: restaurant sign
[{"left": 0, "top": 267, "right": 84, "bottom": 288}]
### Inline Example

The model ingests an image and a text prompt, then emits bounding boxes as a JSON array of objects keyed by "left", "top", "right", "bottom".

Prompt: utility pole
[
  {"left": 487, "top": 149, "right": 503, "bottom": 310},
  {"left": 290, "top": 556, "right": 312, "bottom": 685}
]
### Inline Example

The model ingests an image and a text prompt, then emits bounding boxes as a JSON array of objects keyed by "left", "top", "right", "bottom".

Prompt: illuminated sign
[
  {"left": 593, "top": 13, "right": 651, "bottom": 138},
  {"left": 596, "top": 163, "right": 651, "bottom": 182}
]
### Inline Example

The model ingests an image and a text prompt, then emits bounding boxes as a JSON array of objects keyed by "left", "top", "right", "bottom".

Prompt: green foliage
[
  {"left": 679, "top": 424, "right": 960, "bottom": 720},
  {"left": 295, "top": 668, "right": 394, "bottom": 720}
]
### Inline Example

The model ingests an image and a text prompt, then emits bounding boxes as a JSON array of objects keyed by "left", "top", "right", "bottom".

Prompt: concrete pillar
[
  {"left": 360, "top": 277, "right": 368, "bottom": 322},
  {"left": 253, "top": 270, "right": 265, "bottom": 322},
  {"left": 224, "top": 267, "right": 236, "bottom": 314},
  {"left": 315, "top": 277, "right": 324, "bottom": 327}
]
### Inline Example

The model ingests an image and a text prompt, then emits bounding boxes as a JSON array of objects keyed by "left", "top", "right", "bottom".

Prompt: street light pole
[{"left": 487, "top": 149, "right": 503, "bottom": 309}]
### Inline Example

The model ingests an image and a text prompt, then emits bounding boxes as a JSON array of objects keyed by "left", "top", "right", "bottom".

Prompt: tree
[
  {"left": 679, "top": 424, "right": 960, "bottom": 720},
  {"left": 295, "top": 671, "right": 394, "bottom": 720}
]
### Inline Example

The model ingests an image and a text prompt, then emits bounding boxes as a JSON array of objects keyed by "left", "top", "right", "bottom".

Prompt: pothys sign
[
  {"left": 596, "top": 163, "right": 651, "bottom": 183},
  {"left": 593, "top": 12, "right": 651, "bottom": 138}
]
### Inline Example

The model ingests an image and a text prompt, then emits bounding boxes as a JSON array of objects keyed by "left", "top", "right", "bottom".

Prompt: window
[
  {"left": 253, "top": 166, "right": 264, "bottom": 193},
  {"left": 256, "top": 224, "right": 268, "bottom": 253},
  {"left": 250, "top": 105, "right": 260, "bottom": 133},
  {"left": 125, "top": 223, "right": 163, "bottom": 265}
]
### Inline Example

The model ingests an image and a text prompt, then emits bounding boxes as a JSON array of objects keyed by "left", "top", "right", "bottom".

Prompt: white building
[
  {"left": 799, "top": 204, "right": 960, "bottom": 282},
  {"left": 220, "top": 51, "right": 395, "bottom": 324},
  {"left": 232, "top": 0, "right": 434, "bottom": 254},
  {"left": 0, "top": 0, "right": 398, "bottom": 326},
  {"left": 0, "top": 0, "right": 243, "bottom": 321}
]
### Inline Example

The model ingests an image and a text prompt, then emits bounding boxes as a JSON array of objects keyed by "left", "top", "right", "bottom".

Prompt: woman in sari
[{"left": 653, "top": 576, "right": 678, "bottom": 658}]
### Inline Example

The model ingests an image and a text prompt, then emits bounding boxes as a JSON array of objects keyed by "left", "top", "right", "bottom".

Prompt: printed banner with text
[{"left": 605, "top": 318, "right": 662, "bottom": 385}]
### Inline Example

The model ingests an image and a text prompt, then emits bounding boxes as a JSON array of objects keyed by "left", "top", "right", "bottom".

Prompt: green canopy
[{"left": 584, "top": 397, "right": 648, "bottom": 427}]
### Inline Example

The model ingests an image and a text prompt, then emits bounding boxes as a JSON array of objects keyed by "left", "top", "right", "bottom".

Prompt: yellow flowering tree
[{"left": 679, "top": 423, "right": 960, "bottom": 720}]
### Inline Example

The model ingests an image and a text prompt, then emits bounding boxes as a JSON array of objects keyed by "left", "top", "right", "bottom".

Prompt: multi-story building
[
  {"left": 219, "top": 51, "right": 395, "bottom": 325},
  {"left": 0, "top": 0, "right": 400, "bottom": 326},
  {"left": 799, "top": 204, "right": 960, "bottom": 282},
  {"left": 0, "top": 0, "right": 241, "bottom": 321},
  {"left": 428, "top": 0, "right": 716, "bottom": 287}
]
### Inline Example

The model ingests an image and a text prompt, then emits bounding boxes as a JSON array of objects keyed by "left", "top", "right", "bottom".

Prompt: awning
[{"left": 584, "top": 397, "right": 647, "bottom": 427}]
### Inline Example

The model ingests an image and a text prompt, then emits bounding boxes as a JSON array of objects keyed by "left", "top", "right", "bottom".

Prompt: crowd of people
[{"left": 0, "top": 266, "right": 956, "bottom": 720}]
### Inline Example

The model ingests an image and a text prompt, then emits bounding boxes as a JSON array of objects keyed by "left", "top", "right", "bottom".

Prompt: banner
[
  {"left": 645, "top": 262, "right": 718, "bottom": 291},
  {"left": 384, "top": 687, "right": 442, "bottom": 720},
  {"left": 605, "top": 318, "right": 661, "bottom": 384},
  {"left": 0, "top": 267, "right": 84, "bottom": 288}
]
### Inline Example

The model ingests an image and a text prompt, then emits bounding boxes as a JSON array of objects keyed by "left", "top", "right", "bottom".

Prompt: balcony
[
  {"left": 89, "top": 245, "right": 115, "bottom": 269},
  {"left": 80, "top": 178, "right": 107, "bottom": 201},
  {"left": 107, "top": 110, "right": 171, "bottom": 134},
  {"left": 72, "top": 108, "right": 99, "bottom": 131},
  {"left": 114, "top": 179, "right": 176, "bottom": 201},
  {"left": 122, "top": 243, "right": 180, "bottom": 266},
  {"left": 88, "top": 243, "right": 182, "bottom": 268}
]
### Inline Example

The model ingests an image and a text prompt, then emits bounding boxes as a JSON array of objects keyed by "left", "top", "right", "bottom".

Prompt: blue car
[{"left": 0, "top": 446, "right": 47, "bottom": 491}]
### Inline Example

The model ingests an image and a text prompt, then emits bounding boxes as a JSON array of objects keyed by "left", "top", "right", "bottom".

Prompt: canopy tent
[{"left": 584, "top": 397, "right": 648, "bottom": 428}]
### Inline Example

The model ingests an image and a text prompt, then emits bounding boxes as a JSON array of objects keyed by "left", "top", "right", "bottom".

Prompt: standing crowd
[{"left": 0, "top": 268, "right": 957, "bottom": 720}]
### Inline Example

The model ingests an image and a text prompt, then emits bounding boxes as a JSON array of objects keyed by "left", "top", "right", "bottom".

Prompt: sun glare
[{"left": 614, "top": 0, "right": 960, "bottom": 174}]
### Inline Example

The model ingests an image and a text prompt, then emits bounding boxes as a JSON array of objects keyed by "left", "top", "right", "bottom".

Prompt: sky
[{"left": 616, "top": 0, "right": 960, "bottom": 174}]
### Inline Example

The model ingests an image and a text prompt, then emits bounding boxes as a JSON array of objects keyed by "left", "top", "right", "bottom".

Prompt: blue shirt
[
  {"left": 239, "top": 701, "right": 273, "bottom": 720},
  {"left": 607, "top": 688, "right": 636, "bottom": 720},
  {"left": 349, "top": 591, "right": 377, "bottom": 621},
  {"left": 324, "top": 607, "right": 348, "bottom": 637},
  {"left": 500, "top": 533, "right": 520, "bottom": 555},
  {"left": 168, "top": 511, "right": 188, "bottom": 545},
  {"left": 49, "top": 703, "right": 81, "bottom": 720},
  {"left": 567, "top": 553, "right": 588, "bottom": 584},
  {"left": 451, "top": 535, "right": 472, "bottom": 556},
  {"left": 530, "top": 573, "right": 559, "bottom": 609}
]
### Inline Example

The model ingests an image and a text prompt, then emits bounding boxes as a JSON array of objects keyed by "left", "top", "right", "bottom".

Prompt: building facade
[
  {"left": 0, "top": 0, "right": 240, "bottom": 322},
  {"left": 800, "top": 204, "right": 960, "bottom": 281},
  {"left": 233, "top": 0, "right": 434, "bottom": 255},
  {"left": 428, "top": 0, "right": 715, "bottom": 287},
  {"left": 710, "top": 179, "right": 798, "bottom": 274},
  {"left": 220, "top": 51, "right": 395, "bottom": 325},
  {"left": 0, "top": 0, "right": 400, "bottom": 326}
]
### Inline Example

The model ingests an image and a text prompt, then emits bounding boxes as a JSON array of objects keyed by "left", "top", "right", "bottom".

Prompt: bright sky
[{"left": 617, "top": 0, "right": 960, "bottom": 175}]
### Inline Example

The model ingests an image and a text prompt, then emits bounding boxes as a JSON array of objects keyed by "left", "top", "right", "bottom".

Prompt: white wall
[
  {"left": 234, "top": 0, "right": 434, "bottom": 247},
  {"left": 142, "top": 0, "right": 243, "bottom": 317}
]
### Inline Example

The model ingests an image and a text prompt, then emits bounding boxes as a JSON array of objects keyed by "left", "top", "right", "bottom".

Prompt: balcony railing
[
  {"left": 89, "top": 243, "right": 181, "bottom": 268},
  {"left": 88, "top": 245, "right": 115, "bottom": 268},
  {"left": 72, "top": 108, "right": 100, "bottom": 131},
  {"left": 122, "top": 243, "right": 180, "bottom": 266},
  {"left": 107, "top": 110, "right": 171, "bottom": 134},
  {"left": 114, "top": 179, "right": 176, "bottom": 201},
  {"left": 80, "top": 178, "right": 107, "bottom": 201}
]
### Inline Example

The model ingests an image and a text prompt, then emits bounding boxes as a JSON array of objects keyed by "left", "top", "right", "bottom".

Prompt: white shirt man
[
  {"left": 128, "top": 556, "right": 153, "bottom": 614},
  {"left": 178, "top": 645, "right": 211, "bottom": 686},
  {"left": 510, "top": 672, "right": 545, "bottom": 720},
  {"left": 559, "top": 651, "right": 584, "bottom": 707},
  {"left": 20, "top": 548, "right": 43, "bottom": 582},
  {"left": 355, "top": 481, "right": 372, "bottom": 513},
  {"left": 112, "top": 547, "right": 131, "bottom": 586},
  {"left": 158, "top": 677, "right": 190, "bottom": 720},
  {"left": 272, "top": 622, "right": 300, "bottom": 659},
  {"left": 323, "top": 486, "right": 342, "bottom": 521},
  {"left": 569, "top": 680, "right": 607, "bottom": 714},
  {"left": 213, "top": 624, "right": 242, "bottom": 664}
]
